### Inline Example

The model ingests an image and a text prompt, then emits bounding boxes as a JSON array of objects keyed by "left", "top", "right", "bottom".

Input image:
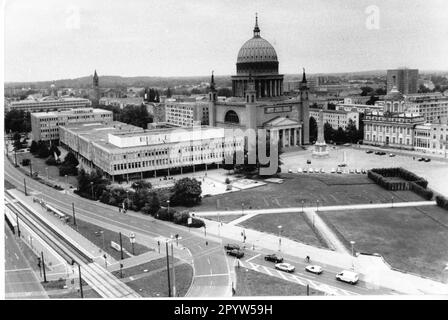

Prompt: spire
[
  {"left": 253, "top": 13, "right": 260, "bottom": 37},
  {"left": 301, "top": 67, "right": 307, "bottom": 84},
  {"left": 210, "top": 70, "right": 216, "bottom": 91}
]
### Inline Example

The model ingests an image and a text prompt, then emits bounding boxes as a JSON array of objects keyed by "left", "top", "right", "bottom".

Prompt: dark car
[
  {"left": 418, "top": 157, "right": 425, "bottom": 162},
  {"left": 338, "top": 163, "right": 347, "bottom": 167},
  {"left": 424, "top": 158, "right": 431, "bottom": 162},
  {"left": 264, "top": 254, "right": 284, "bottom": 263},
  {"left": 366, "top": 150, "right": 373, "bottom": 154},
  {"left": 306, "top": 160, "right": 312, "bottom": 164},
  {"left": 227, "top": 249, "right": 244, "bottom": 258},
  {"left": 224, "top": 244, "right": 240, "bottom": 251}
]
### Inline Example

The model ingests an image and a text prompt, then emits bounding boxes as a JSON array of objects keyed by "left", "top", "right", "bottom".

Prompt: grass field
[
  {"left": 235, "top": 268, "right": 323, "bottom": 296},
  {"left": 239, "top": 211, "right": 327, "bottom": 249},
  {"left": 188, "top": 174, "right": 424, "bottom": 212},
  {"left": 320, "top": 206, "right": 448, "bottom": 281},
  {"left": 126, "top": 263, "right": 193, "bottom": 297},
  {"left": 205, "top": 214, "right": 244, "bottom": 223},
  {"left": 69, "top": 218, "right": 153, "bottom": 261}
]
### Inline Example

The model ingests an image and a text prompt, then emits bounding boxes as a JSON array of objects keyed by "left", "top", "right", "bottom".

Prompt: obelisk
[{"left": 312, "top": 109, "right": 329, "bottom": 158}]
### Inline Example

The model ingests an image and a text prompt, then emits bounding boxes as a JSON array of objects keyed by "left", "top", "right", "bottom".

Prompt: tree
[
  {"left": 324, "top": 122, "right": 335, "bottom": 142},
  {"left": 334, "top": 127, "right": 347, "bottom": 144},
  {"left": 30, "top": 141, "right": 38, "bottom": 154},
  {"left": 366, "top": 95, "right": 380, "bottom": 105},
  {"left": 131, "top": 180, "right": 152, "bottom": 191},
  {"left": 63, "top": 151, "right": 79, "bottom": 167},
  {"left": 166, "top": 87, "right": 172, "bottom": 98},
  {"left": 5, "top": 110, "right": 31, "bottom": 133},
  {"left": 170, "top": 178, "right": 202, "bottom": 206},
  {"left": 37, "top": 141, "right": 50, "bottom": 158},
  {"left": 222, "top": 151, "right": 236, "bottom": 173},
  {"left": 49, "top": 144, "right": 61, "bottom": 159},
  {"left": 375, "top": 88, "right": 386, "bottom": 95},
  {"left": 309, "top": 117, "right": 318, "bottom": 143},
  {"left": 327, "top": 103, "right": 336, "bottom": 110},
  {"left": 360, "top": 86, "right": 374, "bottom": 96},
  {"left": 345, "top": 119, "right": 359, "bottom": 143}
]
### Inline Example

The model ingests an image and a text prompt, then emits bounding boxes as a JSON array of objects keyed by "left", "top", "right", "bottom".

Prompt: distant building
[
  {"left": 30, "top": 108, "right": 113, "bottom": 141},
  {"left": 403, "top": 93, "right": 448, "bottom": 123},
  {"left": 99, "top": 97, "right": 144, "bottom": 109},
  {"left": 414, "top": 119, "right": 448, "bottom": 156},
  {"left": 343, "top": 96, "right": 372, "bottom": 105},
  {"left": 165, "top": 101, "right": 210, "bottom": 127},
  {"left": 335, "top": 103, "right": 382, "bottom": 114},
  {"left": 8, "top": 96, "right": 91, "bottom": 113},
  {"left": 387, "top": 68, "right": 418, "bottom": 94},
  {"left": 309, "top": 108, "right": 359, "bottom": 130}
]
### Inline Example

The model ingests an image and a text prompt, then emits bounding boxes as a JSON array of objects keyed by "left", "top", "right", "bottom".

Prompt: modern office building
[
  {"left": 165, "top": 101, "right": 210, "bottom": 126},
  {"left": 386, "top": 68, "right": 419, "bottom": 94},
  {"left": 30, "top": 108, "right": 113, "bottom": 141},
  {"left": 309, "top": 108, "right": 359, "bottom": 130},
  {"left": 59, "top": 122, "right": 244, "bottom": 181},
  {"left": 8, "top": 96, "right": 91, "bottom": 113},
  {"left": 403, "top": 93, "right": 448, "bottom": 123}
]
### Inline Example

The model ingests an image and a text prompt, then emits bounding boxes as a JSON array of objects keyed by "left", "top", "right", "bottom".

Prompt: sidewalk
[{"left": 199, "top": 218, "right": 448, "bottom": 295}]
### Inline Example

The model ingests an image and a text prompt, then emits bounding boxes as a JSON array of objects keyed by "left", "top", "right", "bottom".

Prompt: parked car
[
  {"left": 336, "top": 168, "right": 343, "bottom": 174},
  {"left": 224, "top": 244, "right": 240, "bottom": 251},
  {"left": 264, "top": 254, "right": 284, "bottom": 263},
  {"left": 338, "top": 163, "right": 347, "bottom": 167},
  {"left": 297, "top": 168, "right": 303, "bottom": 173},
  {"left": 320, "top": 168, "right": 325, "bottom": 173},
  {"left": 355, "top": 169, "right": 361, "bottom": 174},
  {"left": 349, "top": 169, "right": 355, "bottom": 174},
  {"left": 366, "top": 150, "right": 373, "bottom": 154},
  {"left": 418, "top": 157, "right": 425, "bottom": 161},
  {"left": 424, "top": 158, "right": 431, "bottom": 162},
  {"left": 288, "top": 169, "right": 293, "bottom": 173},
  {"left": 307, "top": 160, "right": 312, "bottom": 164},
  {"left": 305, "top": 265, "right": 323, "bottom": 275},
  {"left": 361, "top": 169, "right": 367, "bottom": 174},
  {"left": 227, "top": 249, "right": 244, "bottom": 259},
  {"left": 309, "top": 167, "right": 314, "bottom": 173},
  {"left": 331, "top": 168, "right": 336, "bottom": 174},
  {"left": 343, "top": 143, "right": 351, "bottom": 147},
  {"left": 303, "top": 168, "right": 308, "bottom": 173},
  {"left": 275, "top": 263, "right": 295, "bottom": 273},
  {"left": 335, "top": 270, "right": 359, "bottom": 284},
  {"left": 389, "top": 153, "right": 395, "bottom": 157}
]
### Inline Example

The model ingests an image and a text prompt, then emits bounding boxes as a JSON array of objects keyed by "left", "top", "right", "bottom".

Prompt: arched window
[{"left": 224, "top": 110, "right": 240, "bottom": 124}]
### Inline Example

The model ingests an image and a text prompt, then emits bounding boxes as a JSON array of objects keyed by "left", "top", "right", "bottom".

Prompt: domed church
[{"left": 208, "top": 14, "right": 310, "bottom": 147}]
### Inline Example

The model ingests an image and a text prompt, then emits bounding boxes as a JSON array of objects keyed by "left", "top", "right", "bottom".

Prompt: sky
[{"left": 3, "top": 0, "right": 448, "bottom": 82}]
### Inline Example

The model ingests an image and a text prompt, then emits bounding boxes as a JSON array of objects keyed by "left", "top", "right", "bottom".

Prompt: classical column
[{"left": 281, "top": 129, "right": 285, "bottom": 148}]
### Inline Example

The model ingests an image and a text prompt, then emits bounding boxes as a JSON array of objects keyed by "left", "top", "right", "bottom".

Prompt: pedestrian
[{"left": 306, "top": 256, "right": 310, "bottom": 263}]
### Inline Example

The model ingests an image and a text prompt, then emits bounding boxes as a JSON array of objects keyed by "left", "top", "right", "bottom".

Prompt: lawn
[
  {"left": 235, "top": 268, "right": 323, "bottom": 296},
  {"left": 69, "top": 218, "right": 153, "bottom": 261},
  {"left": 186, "top": 174, "right": 424, "bottom": 212},
  {"left": 320, "top": 206, "right": 448, "bottom": 281},
  {"left": 239, "top": 212, "right": 327, "bottom": 249},
  {"left": 111, "top": 257, "right": 180, "bottom": 278},
  {"left": 14, "top": 151, "right": 78, "bottom": 188},
  {"left": 204, "top": 214, "right": 244, "bottom": 223},
  {"left": 125, "top": 263, "right": 193, "bottom": 297}
]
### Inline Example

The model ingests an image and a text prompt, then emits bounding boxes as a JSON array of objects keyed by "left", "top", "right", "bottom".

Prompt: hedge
[
  {"left": 435, "top": 195, "right": 448, "bottom": 210},
  {"left": 409, "top": 182, "right": 433, "bottom": 200},
  {"left": 155, "top": 208, "right": 204, "bottom": 228}
]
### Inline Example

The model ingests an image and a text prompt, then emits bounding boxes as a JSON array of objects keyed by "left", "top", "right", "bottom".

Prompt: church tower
[
  {"left": 245, "top": 74, "right": 257, "bottom": 132},
  {"left": 299, "top": 68, "right": 310, "bottom": 144},
  {"left": 208, "top": 71, "right": 217, "bottom": 126},
  {"left": 93, "top": 70, "right": 100, "bottom": 105}
]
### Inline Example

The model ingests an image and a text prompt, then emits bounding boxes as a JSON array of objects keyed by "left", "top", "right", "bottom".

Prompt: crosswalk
[{"left": 238, "top": 260, "right": 359, "bottom": 296}]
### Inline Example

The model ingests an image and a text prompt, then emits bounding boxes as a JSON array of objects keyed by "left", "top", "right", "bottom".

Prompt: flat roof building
[
  {"left": 309, "top": 108, "right": 359, "bottom": 130},
  {"left": 8, "top": 96, "right": 91, "bottom": 113},
  {"left": 31, "top": 108, "right": 113, "bottom": 141}
]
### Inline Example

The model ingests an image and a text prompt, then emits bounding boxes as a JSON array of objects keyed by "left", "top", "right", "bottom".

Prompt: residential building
[
  {"left": 403, "top": 93, "right": 448, "bottom": 123},
  {"left": 165, "top": 101, "right": 210, "bottom": 126},
  {"left": 414, "top": 119, "right": 448, "bottom": 157},
  {"left": 309, "top": 108, "right": 359, "bottom": 130},
  {"left": 30, "top": 108, "right": 113, "bottom": 141}
]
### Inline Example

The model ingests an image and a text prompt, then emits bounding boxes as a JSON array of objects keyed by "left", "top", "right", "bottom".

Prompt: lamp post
[
  {"left": 130, "top": 232, "right": 135, "bottom": 255},
  {"left": 391, "top": 196, "right": 394, "bottom": 208},
  {"left": 277, "top": 225, "right": 282, "bottom": 251},
  {"left": 241, "top": 203, "right": 244, "bottom": 215},
  {"left": 46, "top": 167, "right": 49, "bottom": 180},
  {"left": 350, "top": 240, "right": 356, "bottom": 270},
  {"left": 100, "top": 230, "right": 105, "bottom": 250},
  {"left": 90, "top": 182, "right": 94, "bottom": 199},
  {"left": 167, "top": 200, "right": 170, "bottom": 214},
  {"left": 301, "top": 200, "right": 304, "bottom": 212},
  {"left": 165, "top": 242, "right": 172, "bottom": 297}
]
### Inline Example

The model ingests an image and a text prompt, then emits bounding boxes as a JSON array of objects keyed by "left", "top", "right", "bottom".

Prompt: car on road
[
  {"left": 335, "top": 270, "right": 359, "bottom": 284},
  {"left": 275, "top": 262, "right": 295, "bottom": 273},
  {"left": 338, "top": 163, "right": 347, "bottom": 167},
  {"left": 305, "top": 265, "right": 323, "bottom": 275},
  {"left": 366, "top": 150, "right": 373, "bottom": 154},
  {"left": 389, "top": 153, "right": 396, "bottom": 157},
  {"left": 264, "top": 254, "right": 284, "bottom": 263},
  {"left": 331, "top": 168, "right": 336, "bottom": 174},
  {"left": 224, "top": 244, "right": 240, "bottom": 251},
  {"left": 424, "top": 158, "right": 431, "bottom": 162},
  {"left": 226, "top": 249, "right": 244, "bottom": 258},
  {"left": 297, "top": 168, "right": 303, "bottom": 173},
  {"left": 418, "top": 157, "right": 425, "bottom": 161},
  {"left": 336, "top": 168, "right": 342, "bottom": 174}
]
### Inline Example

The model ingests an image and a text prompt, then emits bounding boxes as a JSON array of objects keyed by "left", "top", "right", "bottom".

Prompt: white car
[
  {"left": 309, "top": 167, "right": 313, "bottom": 173},
  {"left": 336, "top": 270, "right": 359, "bottom": 284},
  {"left": 305, "top": 265, "right": 323, "bottom": 275},
  {"left": 275, "top": 262, "right": 295, "bottom": 273},
  {"left": 297, "top": 168, "right": 303, "bottom": 173},
  {"left": 331, "top": 168, "right": 336, "bottom": 174},
  {"left": 320, "top": 168, "right": 325, "bottom": 173},
  {"left": 288, "top": 169, "right": 293, "bottom": 173}
]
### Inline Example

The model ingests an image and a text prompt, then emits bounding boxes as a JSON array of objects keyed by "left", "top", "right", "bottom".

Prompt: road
[
  {"left": 4, "top": 156, "right": 231, "bottom": 297},
  {"left": 4, "top": 226, "right": 48, "bottom": 299}
]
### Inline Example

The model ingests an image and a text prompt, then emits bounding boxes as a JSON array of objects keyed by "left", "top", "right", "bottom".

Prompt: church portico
[{"left": 264, "top": 117, "right": 302, "bottom": 148}]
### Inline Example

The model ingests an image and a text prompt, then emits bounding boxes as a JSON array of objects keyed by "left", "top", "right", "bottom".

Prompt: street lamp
[
  {"left": 90, "top": 182, "right": 94, "bottom": 199},
  {"left": 130, "top": 232, "right": 136, "bottom": 255},
  {"left": 350, "top": 240, "right": 356, "bottom": 257},
  {"left": 167, "top": 200, "right": 170, "bottom": 213},
  {"left": 316, "top": 199, "right": 319, "bottom": 212},
  {"left": 391, "top": 196, "right": 394, "bottom": 208},
  {"left": 277, "top": 225, "right": 282, "bottom": 251},
  {"left": 241, "top": 203, "right": 244, "bottom": 215},
  {"left": 46, "top": 167, "right": 49, "bottom": 180},
  {"left": 100, "top": 230, "right": 105, "bottom": 250},
  {"left": 301, "top": 200, "right": 304, "bottom": 212}
]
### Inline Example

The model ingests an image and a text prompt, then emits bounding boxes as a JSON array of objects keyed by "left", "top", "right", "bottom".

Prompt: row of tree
[
  {"left": 5, "top": 110, "right": 31, "bottom": 133},
  {"left": 98, "top": 104, "right": 153, "bottom": 129},
  {"left": 309, "top": 118, "right": 363, "bottom": 144}
]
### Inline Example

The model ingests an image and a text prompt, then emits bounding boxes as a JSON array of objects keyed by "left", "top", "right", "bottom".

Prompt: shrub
[
  {"left": 188, "top": 217, "right": 205, "bottom": 228},
  {"left": 173, "top": 211, "right": 190, "bottom": 225},
  {"left": 59, "top": 164, "right": 78, "bottom": 176},
  {"left": 45, "top": 156, "right": 58, "bottom": 166},
  {"left": 435, "top": 195, "right": 448, "bottom": 210},
  {"left": 409, "top": 182, "right": 433, "bottom": 200},
  {"left": 21, "top": 158, "right": 31, "bottom": 166},
  {"left": 155, "top": 207, "right": 176, "bottom": 221}
]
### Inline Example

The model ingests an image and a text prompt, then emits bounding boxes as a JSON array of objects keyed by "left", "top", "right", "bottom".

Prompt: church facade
[{"left": 208, "top": 16, "right": 310, "bottom": 148}]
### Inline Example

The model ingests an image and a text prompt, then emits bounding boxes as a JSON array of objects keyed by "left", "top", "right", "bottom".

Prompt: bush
[
  {"left": 409, "top": 182, "right": 433, "bottom": 200},
  {"left": 173, "top": 211, "right": 190, "bottom": 225},
  {"left": 435, "top": 195, "right": 448, "bottom": 210},
  {"left": 21, "top": 158, "right": 31, "bottom": 166},
  {"left": 45, "top": 156, "right": 58, "bottom": 166},
  {"left": 189, "top": 218, "right": 205, "bottom": 228},
  {"left": 155, "top": 207, "right": 176, "bottom": 221},
  {"left": 59, "top": 164, "right": 78, "bottom": 176}
]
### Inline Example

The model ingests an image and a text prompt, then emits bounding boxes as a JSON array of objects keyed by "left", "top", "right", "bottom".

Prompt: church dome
[
  {"left": 236, "top": 15, "right": 279, "bottom": 75},
  {"left": 237, "top": 37, "right": 278, "bottom": 64}
]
